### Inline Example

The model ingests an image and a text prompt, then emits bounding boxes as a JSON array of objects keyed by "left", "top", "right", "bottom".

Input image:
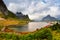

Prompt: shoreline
[{"left": 1, "top": 22, "right": 53, "bottom": 34}]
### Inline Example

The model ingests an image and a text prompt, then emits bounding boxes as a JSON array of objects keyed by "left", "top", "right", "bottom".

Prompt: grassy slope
[
  {"left": 52, "top": 31, "right": 60, "bottom": 40},
  {"left": 0, "top": 23, "right": 60, "bottom": 40},
  {"left": 0, "top": 11, "right": 30, "bottom": 27},
  {"left": 0, "top": 28, "right": 52, "bottom": 40},
  {"left": 0, "top": 19, "right": 29, "bottom": 26},
  {"left": 50, "top": 23, "right": 60, "bottom": 40}
]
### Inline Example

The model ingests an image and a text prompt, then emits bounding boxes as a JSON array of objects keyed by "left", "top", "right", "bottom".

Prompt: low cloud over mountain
[{"left": 3, "top": 0, "right": 60, "bottom": 20}]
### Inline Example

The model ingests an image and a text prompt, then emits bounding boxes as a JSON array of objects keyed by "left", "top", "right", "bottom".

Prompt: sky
[{"left": 3, "top": 0, "right": 60, "bottom": 20}]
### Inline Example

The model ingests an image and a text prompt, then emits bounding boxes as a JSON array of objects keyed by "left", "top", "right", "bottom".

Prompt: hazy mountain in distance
[
  {"left": 56, "top": 15, "right": 60, "bottom": 20},
  {"left": 42, "top": 15, "right": 57, "bottom": 21},
  {"left": 16, "top": 12, "right": 30, "bottom": 20}
]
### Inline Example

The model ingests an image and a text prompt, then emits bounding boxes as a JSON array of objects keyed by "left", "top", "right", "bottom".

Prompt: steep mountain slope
[
  {"left": 0, "top": 0, "right": 30, "bottom": 26},
  {"left": 0, "top": 0, "right": 17, "bottom": 18}
]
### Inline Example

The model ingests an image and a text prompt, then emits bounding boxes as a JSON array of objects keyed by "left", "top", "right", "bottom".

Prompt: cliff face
[
  {"left": 0, "top": 0, "right": 8, "bottom": 15},
  {"left": 0, "top": 0, "right": 17, "bottom": 18}
]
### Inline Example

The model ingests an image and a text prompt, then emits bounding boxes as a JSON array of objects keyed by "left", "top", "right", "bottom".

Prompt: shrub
[
  {"left": 34, "top": 28, "right": 52, "bottom": 40},
  {"left": 50, "top": 23, "right": 60, "bottom": 30}
]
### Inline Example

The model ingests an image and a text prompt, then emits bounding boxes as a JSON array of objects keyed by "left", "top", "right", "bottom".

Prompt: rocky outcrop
[
  {"left": 0, "top": 0, "right": 17, "bottom": 18},
  {"left": 16, "top": 12, "right": 30, "bottom": 20},
  {"left": 0, "top": 0, "right": 8, "bottom": 15}
]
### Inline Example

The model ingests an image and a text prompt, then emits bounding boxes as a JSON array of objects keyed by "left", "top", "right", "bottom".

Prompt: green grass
[
  {"left": 0, "top": 28, "right": 52, "bottom": 40},
  {"left": 49, "top": 23, "right": 60, "bottom": 40},
  {"left": 0, "top": 23, "right": 60, "bottom": 40}
]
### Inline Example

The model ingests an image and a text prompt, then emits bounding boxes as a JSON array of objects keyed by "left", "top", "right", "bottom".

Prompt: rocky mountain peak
[{"left": 42, "top": 15, "right": 57, "bottom": 21}]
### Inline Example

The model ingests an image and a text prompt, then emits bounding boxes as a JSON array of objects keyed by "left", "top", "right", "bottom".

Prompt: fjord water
[{"left": 9, "top": 22, "right": 50, "bottom": 32}]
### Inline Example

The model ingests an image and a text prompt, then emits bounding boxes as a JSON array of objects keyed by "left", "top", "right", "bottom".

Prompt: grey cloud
[{"left": 3, "top": 0, "right": 60, "bottom": 20}]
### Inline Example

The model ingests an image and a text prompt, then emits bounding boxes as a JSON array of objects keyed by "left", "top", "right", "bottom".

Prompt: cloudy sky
[{"left": 3, "top": 0, "right": 60, "bottom": 20}]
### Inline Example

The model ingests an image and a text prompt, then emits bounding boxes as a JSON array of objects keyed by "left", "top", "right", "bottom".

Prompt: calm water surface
[{"left": 9, "top": 22, "right": 50, "bottom": 32}]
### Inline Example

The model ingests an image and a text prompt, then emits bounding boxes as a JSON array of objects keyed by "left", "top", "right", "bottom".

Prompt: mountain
[
  {"left": 0, "top": 0, "right": 17, "bottom": 18},
  {"left": 56, "top": 15, "right": 60, "bottom": 20},
  {"left": 0, "top": 0, "right": 30, "bottom": 20},
  {"left": 0, "top": 0, "right": 30, "bottom": 27},
  {"left": 16, "top": 12, "right": 30, "bottom": 20},
  {"left": 42, "top": 15, "right": 57, "bottom": 21}
]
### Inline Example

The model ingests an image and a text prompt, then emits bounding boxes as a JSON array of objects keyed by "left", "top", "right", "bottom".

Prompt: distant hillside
[
  {"left": 42, "top": 15, "right": 57, "bottom": 21},
  {"left": 16, "top": 12, "right": 30, "bottom": 20},
  {"left": 57, "top": 15, "right": 60, "bottom": 20}
]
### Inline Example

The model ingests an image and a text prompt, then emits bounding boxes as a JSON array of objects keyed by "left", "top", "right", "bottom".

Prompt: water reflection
[
  {"left": 9, "top": 22, "right": 49, "bottom": 32},
  {"left": 28, "top": 22, "right": 49, "bottom": 32}
]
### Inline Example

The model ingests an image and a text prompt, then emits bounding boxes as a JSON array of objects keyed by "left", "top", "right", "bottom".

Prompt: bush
[
  {"left": 50, "top": 23, "right": 60, "bottom": 30},
  {"left": 34, "top": 28, "right": 52, "bottom": 40}
]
